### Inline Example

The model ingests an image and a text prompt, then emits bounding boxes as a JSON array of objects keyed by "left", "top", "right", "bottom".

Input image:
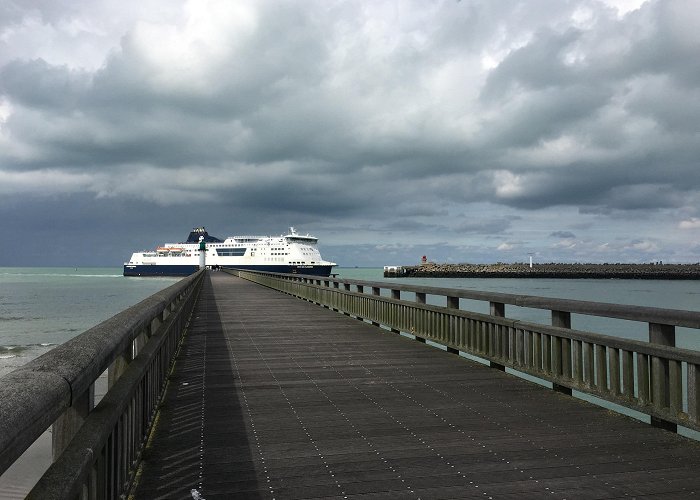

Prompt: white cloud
[
  {"left": 0, "top": 0, "right": 183, "bottom": 69},
  {"left": 624, "top": 240, "right": 659, "bottom": 253},
  {"left": 492, "top": 171, "right": 526, "bottom": 198},
  {"left": 600, "top": 0, "right": 648, "bottom": 17},
  {"left": 553, "top": 239, "right": 577, "bottom": 250},
  {"left": 0, "top": 97, "right": 12, "bottom": 121},
  {"left": 679, "top": 218, "right": 700, "bottom": 229}
]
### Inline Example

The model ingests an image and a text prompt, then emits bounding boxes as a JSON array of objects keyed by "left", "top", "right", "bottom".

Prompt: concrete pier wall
[{"left": 402, "top": 262, "right": 700, "bottom": 279}]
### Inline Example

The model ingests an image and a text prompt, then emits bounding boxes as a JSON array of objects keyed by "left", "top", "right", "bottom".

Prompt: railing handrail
[
  {"left": 249, "top": 270, "right": 700, "bottom": 329},
  {"left": 332, "top": 290, "right": 700, "bottom": 365},
  {"left": 0, "top": 270, "right": 204, "bottom": 477}
]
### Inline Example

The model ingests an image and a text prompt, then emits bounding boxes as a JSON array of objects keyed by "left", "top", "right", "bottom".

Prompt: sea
[
  {"left": 4, "top": 268, "right": 699, "bottom": 376},
  {"left": 0, "top": 267, "right": 180, "bottom": 379},
  {"left": 1, "top": 267, "right": 699, "bottom": 497}
]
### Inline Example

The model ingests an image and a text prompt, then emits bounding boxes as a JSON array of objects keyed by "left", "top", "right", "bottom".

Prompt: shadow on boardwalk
[{"left": 133, "top": 274, "right": 260, "bottom": 499}]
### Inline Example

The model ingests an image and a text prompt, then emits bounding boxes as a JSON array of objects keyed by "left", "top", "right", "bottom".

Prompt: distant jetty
[{"left": 397, "top": 262, "right": 700, "bottom": 279}]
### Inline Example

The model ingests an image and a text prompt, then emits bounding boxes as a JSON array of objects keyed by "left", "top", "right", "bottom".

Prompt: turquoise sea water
[{"left": 0, "top": 267, "right": 178, "bottom": 378}]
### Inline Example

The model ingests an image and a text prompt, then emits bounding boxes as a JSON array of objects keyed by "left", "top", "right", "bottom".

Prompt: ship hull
[
  {"left": 123, "top": 263, "right": 334, "bottom": 277},
  {"left": 123, "top": 264, "right": 200, "bottom": 277}
]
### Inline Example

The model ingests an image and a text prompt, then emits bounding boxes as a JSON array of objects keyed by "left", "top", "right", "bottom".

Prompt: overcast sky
[{"left": 1, "top": 0, "right": 699, "bottom": 267}]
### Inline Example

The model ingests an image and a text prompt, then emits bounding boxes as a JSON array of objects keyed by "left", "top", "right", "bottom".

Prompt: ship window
[{"left": 216, "top": 248, "right": 247, "bottom": 256}]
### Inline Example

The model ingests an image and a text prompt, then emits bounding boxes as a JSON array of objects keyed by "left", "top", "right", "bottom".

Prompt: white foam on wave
[{"left": 0, "top": 344, "right": 56, "bottom": 379}]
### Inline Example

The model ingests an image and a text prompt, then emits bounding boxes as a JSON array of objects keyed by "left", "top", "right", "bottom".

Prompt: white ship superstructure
[{"left": 124, "top": 227, "right": 336, "bottom": 277}]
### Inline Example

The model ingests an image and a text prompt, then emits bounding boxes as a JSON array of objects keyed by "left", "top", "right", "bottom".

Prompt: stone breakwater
[{"left": 402, "top": 263, "right": 700, "bottom": 279}]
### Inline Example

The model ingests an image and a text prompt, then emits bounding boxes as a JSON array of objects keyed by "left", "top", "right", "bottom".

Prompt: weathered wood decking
[{"left": 132, "top": 272, "right": 700, "bottom": 499}]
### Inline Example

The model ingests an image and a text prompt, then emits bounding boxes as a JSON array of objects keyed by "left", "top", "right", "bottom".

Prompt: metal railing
[
  {"left": 0, "top": 270, "right": 205, "bottom": 499},
  {"left": 228, "top": 269, "right": 700, "bottom": 433}
]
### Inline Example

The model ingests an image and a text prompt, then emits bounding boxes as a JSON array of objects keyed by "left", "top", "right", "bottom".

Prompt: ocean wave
[
  {"left": 0, "top": 343, "right": 56, "bottom": 353},
  {"left": 0, "top": 272, "right": 122, "bottom": 278},
  {"left": 0, "top": 344, "right": 57, "bottom": 376},
  {"left": 0, "top": 316, "right": 45, "bottom": 322},
  {"left": 54, "top": 328, "right": 81, "bottom": 333},
  {"left": 0, "top": 346, "right": 23, "bottom": 354}
]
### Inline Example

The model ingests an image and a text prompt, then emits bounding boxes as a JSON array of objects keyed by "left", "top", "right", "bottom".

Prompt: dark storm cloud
[
  {"left": 479, "top": 85, "right": 613, "bottom": 148},
  {"left": 481, "top": 28, "right": 583, "bottom": 100},
  {"left": 1, "top": 0, "right": 700, "bottom": 265},
  {"left": 471, "top": 1, "right": 700, "bottom": 212},
  {"left": 550, "top": 231, "right": 576, "bottom": 239},
  {"left": 0, "top": 59, "right": 90, "bottom": 110},
  {"left": 455, "top": 218, "right": 512, "bottom": 235},
  {"left": 394, "top": 203, "right": 449, "bottom": 218}
]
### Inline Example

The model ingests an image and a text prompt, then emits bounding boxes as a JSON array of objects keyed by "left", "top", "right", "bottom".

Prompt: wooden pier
[{"left": 132, "top": 273, "right": 700, "bottom": 499}]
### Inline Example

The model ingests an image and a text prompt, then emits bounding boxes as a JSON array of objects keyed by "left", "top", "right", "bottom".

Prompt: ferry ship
[{"left": 123, "top": 227, "right": 336, "bottom": 277}]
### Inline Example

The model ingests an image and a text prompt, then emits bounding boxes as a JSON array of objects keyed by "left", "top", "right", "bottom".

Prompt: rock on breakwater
[{"left": 402, "top": 262, "right": 700, "bottom": 279}]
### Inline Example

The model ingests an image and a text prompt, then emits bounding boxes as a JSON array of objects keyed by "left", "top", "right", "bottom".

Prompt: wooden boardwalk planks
[{"left": 132, "top": 272, "right": 700, "bottom": 499}]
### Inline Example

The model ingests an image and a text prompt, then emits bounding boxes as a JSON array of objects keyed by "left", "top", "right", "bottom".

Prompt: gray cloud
[
  {"left": 1, "top": 0, "right": 699, "bottom": 266},
  {"left": 455, "top": 218, "right": 512, "bottom": 235},
  {"left": 551, "top": 231, "right": 576, "bottom": 239}
]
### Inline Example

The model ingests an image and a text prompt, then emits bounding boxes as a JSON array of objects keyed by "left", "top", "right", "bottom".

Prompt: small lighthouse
[{"left": 199, "top": 236, "right": 206, "bottom": 270}]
